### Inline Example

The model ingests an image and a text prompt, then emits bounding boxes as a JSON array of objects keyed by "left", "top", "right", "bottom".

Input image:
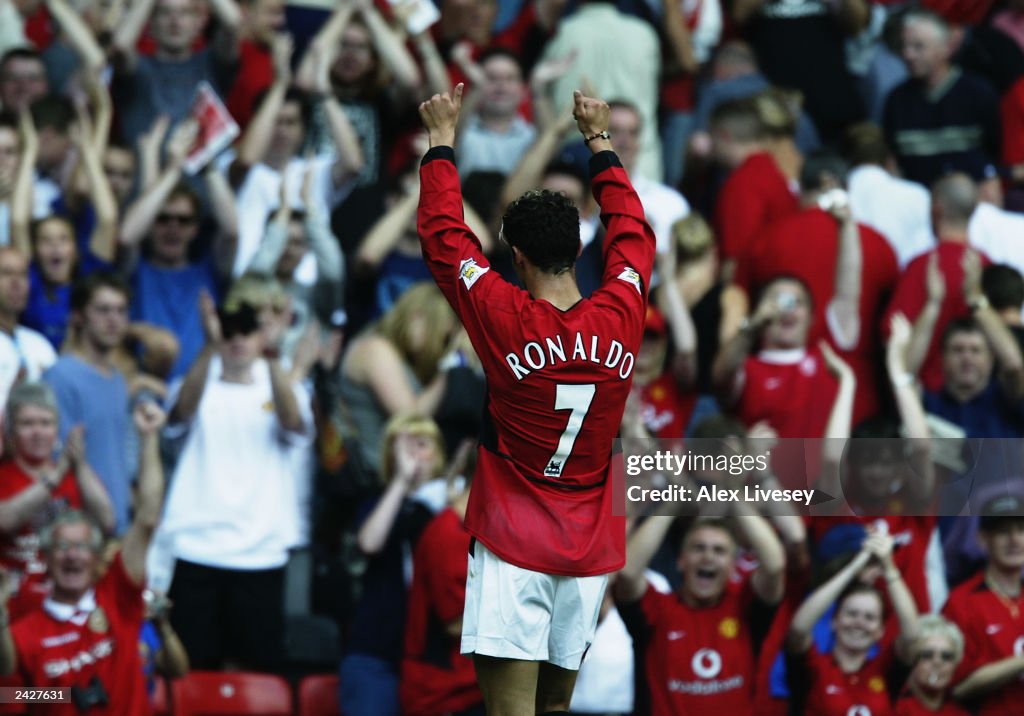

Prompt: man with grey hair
[
  {"left": 0, "top": 399, "right": 166, "bottom": 712},
  {"left": 882, "top": 9, "right": 1000, "bottom": 187}
]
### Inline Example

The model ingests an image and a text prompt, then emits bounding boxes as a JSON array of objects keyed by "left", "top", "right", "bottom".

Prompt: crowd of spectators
[{"left": 0, "top": 0, "right": 1022, "bottom": 714}]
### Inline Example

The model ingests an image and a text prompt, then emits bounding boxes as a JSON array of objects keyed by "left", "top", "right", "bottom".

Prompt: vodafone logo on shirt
[
  {"left": 847, "top": 706, "right": 871, "bottom": 716},
  {"left": 691, "top": 649, "right": 722, "bottom": 679}
]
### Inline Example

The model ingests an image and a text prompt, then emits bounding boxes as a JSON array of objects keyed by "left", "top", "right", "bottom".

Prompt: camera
[{"left": 70, "top": 676, "right": 109, "bottom": 712}]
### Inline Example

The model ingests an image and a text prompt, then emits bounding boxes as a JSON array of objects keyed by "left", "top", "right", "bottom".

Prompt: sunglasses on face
[
  {"left": 917, "top": 650, "right": 956, "bottom": 663},
  {"left": 155, "top": 213, "right": 196, "bottom": 226}
]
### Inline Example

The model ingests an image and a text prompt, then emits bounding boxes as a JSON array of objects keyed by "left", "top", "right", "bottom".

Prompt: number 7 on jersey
[{"left": 543, "top": 384, "right": 596, "bottom": 478}]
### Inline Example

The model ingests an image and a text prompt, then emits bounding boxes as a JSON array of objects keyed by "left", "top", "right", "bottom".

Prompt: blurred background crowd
[{"left": 0, "top": 0, "right": 1024, "bottom": 713}]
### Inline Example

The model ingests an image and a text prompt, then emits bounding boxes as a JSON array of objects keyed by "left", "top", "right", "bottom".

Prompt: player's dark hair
[
  {"left": 70, "top": 272, "right": 131, "bottom": 313},
  {"left": 501, "top": 189, "right": 580, "bottom": 274},
  {"left": 983, "top": 264, "right": 1024, "bottom": 311},
  {"left": 708, "top": 96, "right": 763, "bottom": 141},
  {"left": 681, "top": 517, "right": 738, "bottom": 554}
]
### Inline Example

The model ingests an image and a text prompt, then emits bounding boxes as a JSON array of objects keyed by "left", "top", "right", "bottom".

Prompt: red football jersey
[
  {"left": 943, "top": 572, "right": 1024, "bottom": 716},
  {"left": 894, "top": 693, "right": 970, "bottom": 716},
  {"left": 736, "top": 208, "right": 900, "bottom": 422},
  {"left": 401, "top": 509, "right": 481, "bottom": 716},
  {"left": 620, "top": 578, "right": 763, "bottom": 715},
  {"left": 640, "top": 371, "right": 698, "bottom": 439},
  {"left": 0, "top": 462, "right": 82, "bottom": 619},
  {"left": 10, "top": 554, "right": 150, "bottom": 716},
  {"left": 788, "top": 643, "right": 898, "bottom": 716},
  {"left": 418, "top": 147, "right": 655, "bottom": 576},
  {"left": 883, "top": 243, "right": 990, "bottom": 392},
  {"left": 715, "top": 152, "right": 799, "bottom": 263},
  {"left": 737, "top": 348, "right": 838, "bottom": 440}
]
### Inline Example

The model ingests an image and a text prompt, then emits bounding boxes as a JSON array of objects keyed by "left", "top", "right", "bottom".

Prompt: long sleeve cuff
[{"left": 422, "top": 146, "right": 456, "bottom": 165}]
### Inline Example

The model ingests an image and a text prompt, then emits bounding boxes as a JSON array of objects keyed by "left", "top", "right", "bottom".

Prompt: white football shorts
[{"left": 460, "top": 539, "right": 608, "bottom": 670}]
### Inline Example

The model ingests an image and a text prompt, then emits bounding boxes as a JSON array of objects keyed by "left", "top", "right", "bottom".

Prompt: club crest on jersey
[
  {"left": 617, "top": 267, "right": 642, "bottom": 294},
  {"left": 459, "top": 258, "right": 489, "bottom": 290}
]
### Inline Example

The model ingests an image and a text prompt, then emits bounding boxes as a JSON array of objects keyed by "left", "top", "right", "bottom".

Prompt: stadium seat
[
  {"left": 297, "top": 674, "right": 340, "bottom": 716},
  {"left": 170, "top": 671, "right": 293, "bottom": 715},
  {"left": 152, "top": 677, "right": 171, "bottom": 715}
]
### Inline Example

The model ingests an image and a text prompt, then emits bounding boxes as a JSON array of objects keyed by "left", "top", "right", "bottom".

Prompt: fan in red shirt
[
  {"left": 883, "top": 173, "right": 991, "bottom": 392},
  {"left": 613, "top": 501, "right": 785, "bottom": 715},
  {"left": 400, "top": 468, "right": 482, "bottom": 716},
  {"left": 942, "top": 496, "right": 1024, "bottom": 716},
  {"left": 785, "top": 528, "right": 920, "bottom": 716},
  {"left": 713, "top": 274, "right": 838, "bottom": 488},
  {"left": 0, "top": 401, "right": 167, "bottom": 716},
  {"left": 709, "top": 92, "right": 801, "bottom": 279},
  {"left": 417, "top": 86, "right": 655, "bottom": 715},
  {"left": 225, "top": 0, "right": 287, "bottom": 129},
  {"left": 735, "top": 152, "right": 900, "bottom": 423},
  {"left": 633, "top": 304, "right": 698, "bottom": 441},
  {"left": 893, "top": 615, "right": 971, "bottom": 716},
  {"left": 0, "top": 383, "right": 115, "bottom": 620}
]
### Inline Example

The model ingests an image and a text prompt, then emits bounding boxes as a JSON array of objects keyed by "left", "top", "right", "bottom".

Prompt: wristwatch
[{"left": 968, "top": 294, "right": 991, "bottom": 313}]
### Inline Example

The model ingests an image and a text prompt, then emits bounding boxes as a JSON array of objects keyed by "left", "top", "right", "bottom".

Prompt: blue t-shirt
[
  {"left": 24, "top": 253, "right": 112, "bottom": 350},
  {"left": 44, "top": 356, "right": 132, "bottom": 534},
  {"left": 132, "top": 259, "right": 219, "bottom": 379}
]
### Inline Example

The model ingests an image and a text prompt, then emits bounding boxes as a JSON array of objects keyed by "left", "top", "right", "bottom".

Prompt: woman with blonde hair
[
  {"left": 340, "top": 282, "right": 463, "bottom": 473},
  {"left": 710, "top": 88, "right": 803, "bottom": 279},
  {"left": 894, "top": 615, "right": 970, "bottom": 715},
  {"left": 660, "top": 212, "right": 747, "bottom": 399},
  {"left": 342, "top": 413, "right": 450, "bottom": 716}
]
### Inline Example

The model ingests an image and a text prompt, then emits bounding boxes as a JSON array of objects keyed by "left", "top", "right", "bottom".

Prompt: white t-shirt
[
  {"left": 633, "top": 175, "right": 690, "bottom": 254},
  {"left": 234, "top": 155, "right": 354, "bottom": 283},
  {"left": 848, "top": 164, "right": 934, "bottom": 269},
  {"left": 0, "top": 326, "right": 58, "bottom": 407},
  {"left": 159, "top": 356, "right": 314, "bottom": 570}
]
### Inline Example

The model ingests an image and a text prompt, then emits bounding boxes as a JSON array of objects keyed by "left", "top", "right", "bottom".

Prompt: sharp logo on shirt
[
  {"left": 459, "top": 258, "right": 489, "bottom": 290},
  {"left": 617, "top": 267, "right": 643, "bottom": 295},
  {"left": 868, "top": 677, "right": 884, "bottom": 693},
  {"left": 43, "top": 638, "right": 114, "bottom": 678},
  {"left": 41, "top": 632, "right": 80, "bottom": 648},
  {"left": 718, "top": 618, "right": 739, "bottom": 639}
]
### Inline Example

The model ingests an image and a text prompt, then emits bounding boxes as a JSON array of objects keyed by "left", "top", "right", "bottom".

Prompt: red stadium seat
[
  {"left": 152, "top": 677, "right": 171, "bottom": 716},
  {"left": 297, "top": 674, "right": 340, "bottom": 716},
  {"left": 171, "top": 671, "right": 292, "bottom": 715}
]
